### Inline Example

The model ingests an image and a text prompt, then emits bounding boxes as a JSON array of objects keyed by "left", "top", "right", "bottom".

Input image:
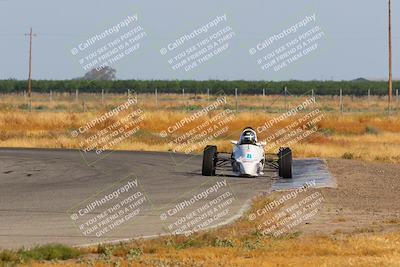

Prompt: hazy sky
[{"left": 0, "top": 0, "right": 398, "bottom": 81}]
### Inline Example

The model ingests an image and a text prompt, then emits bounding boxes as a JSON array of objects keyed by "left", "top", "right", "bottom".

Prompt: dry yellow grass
[
  {"left": 23, "top": 235, "right": 400, "bottom": 267},
  {"left": 2, "top": 92, "right": 397, "bottom": 112},
  {"left": 1, "top": 93, "right": 400, "bottom": 162},
  {"left": 1, "top": 109, "right": 400, "bottom": 162},
  {"left": 18, "top": 193, "right": 400, "bottom": 266},
  {"left": 110, "top": 235, "right": 400, "bottom": 267}
]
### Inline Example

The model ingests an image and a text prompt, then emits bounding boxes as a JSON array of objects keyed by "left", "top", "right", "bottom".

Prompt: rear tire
[
  {"left": 202, "top": 145, "right": 217, "bottom": 176},
  {"left": 278, "top": 147, "right": 292, "bottom": 178}
]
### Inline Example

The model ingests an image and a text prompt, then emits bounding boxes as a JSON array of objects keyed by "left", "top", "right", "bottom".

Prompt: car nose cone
[{"left": 240, "top": 161, "right": 257, "bottom": 176}]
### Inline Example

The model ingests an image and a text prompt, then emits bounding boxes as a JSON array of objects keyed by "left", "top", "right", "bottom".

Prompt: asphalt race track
[{"left": 0, "top": 148, "right": 332, "bottom": 249}]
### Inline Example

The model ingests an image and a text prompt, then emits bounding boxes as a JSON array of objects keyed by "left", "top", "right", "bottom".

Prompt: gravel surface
[{"left": 297, "top": 159, "right": 400, "bottom": 235}]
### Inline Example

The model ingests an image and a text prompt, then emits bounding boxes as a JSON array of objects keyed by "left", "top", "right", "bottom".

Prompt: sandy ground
[{"left": 297, "top": 159, "right": 400, "bottom": 235}]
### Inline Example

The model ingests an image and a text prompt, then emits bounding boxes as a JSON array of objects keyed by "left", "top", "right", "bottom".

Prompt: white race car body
[
  {"left": 231, "top": 144, "right": 265, "bottom": 177},
  {"left": 231, "top": 128, "right": 265, "bottom": 177},
  {"left": 202, "top": 127, "right": 292, "bottom": 178}
]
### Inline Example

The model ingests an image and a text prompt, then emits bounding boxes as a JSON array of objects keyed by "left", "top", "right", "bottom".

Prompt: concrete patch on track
[{"left": 272, "top": 158, "right": 336, "bottom": 191}]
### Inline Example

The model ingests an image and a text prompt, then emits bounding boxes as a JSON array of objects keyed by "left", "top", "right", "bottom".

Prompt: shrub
[
  {"left": 18, "top": 104, "right": 29, "bottom": 110},
  {"left": 342, "top": 152, "right": 354, "bottom": 160},
  {"left": 34, "top": 105, "right": 47, "bottom": 110},
  {"left": 365, "top": 126, "right": 379, "bottom": 135},
  {"left": 19, "top": 244, "right": 81, "bottom": 261},
  {"left": 212, "top": 238, "right": 235, "bottom": 248},
  {"left": 0, "top": 250, "right": 21, "bottom": 265},
  {"left": 127, "top": 248, "right": 143, "bottom": 258}
]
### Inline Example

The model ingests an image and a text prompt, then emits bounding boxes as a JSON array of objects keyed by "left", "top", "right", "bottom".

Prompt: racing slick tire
[
  {"left": 202, "top": 145, "right": 217, "bottom": 176},
  {"left": 278, "top": 147, "right": 292, "bottom": 178}
]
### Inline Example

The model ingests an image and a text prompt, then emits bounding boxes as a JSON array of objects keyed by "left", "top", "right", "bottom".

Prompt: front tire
[
  {"left": 278, "top": 147, "right": 292, "bottom": 178},
  {"left": 202, "top": 145, "right": 217, "bottom": 176}
]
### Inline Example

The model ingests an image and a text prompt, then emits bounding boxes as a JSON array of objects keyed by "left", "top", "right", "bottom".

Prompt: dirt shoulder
[{"left": 297, "top": 158, "right": 400, "bottom": 235}]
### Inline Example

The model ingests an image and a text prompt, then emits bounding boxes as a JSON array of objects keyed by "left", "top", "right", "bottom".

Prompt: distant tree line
[{"left": 0, "top": 79, "right": 398, "bottom": 96}]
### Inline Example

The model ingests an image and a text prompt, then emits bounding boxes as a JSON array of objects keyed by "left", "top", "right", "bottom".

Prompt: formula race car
[{"left": 201, "top": 127, "right": 292, "bottom": 178}]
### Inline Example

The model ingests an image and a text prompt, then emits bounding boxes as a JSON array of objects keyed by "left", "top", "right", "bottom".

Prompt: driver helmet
[{"left": 240, "top": 128, "right": 257, "bottom": 144}]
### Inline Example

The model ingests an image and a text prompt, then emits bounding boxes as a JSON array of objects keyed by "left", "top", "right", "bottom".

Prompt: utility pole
[
  {"left": 25, "top": 28, "right": 36, "bottom": 98},
  {"left": 284, "top": 86, "right": 288, "bottom": 112},
  {"left": 388, "top": 0, "right": 393, "bottom": 109},
  {"left": 235, "top": 88, "right": 238, "bottom": 113},
  {"left": 182, "top": 88, "right": 185, "bottom": 107},
  {"left": 155, "top": 88, "right": 158, "bottom": 107},
  {"left": 368, "top": 89, "right": 371, "bottom": 110},
  {"left": 262, "top": 88, "right": 265, "bottom": 111}
]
